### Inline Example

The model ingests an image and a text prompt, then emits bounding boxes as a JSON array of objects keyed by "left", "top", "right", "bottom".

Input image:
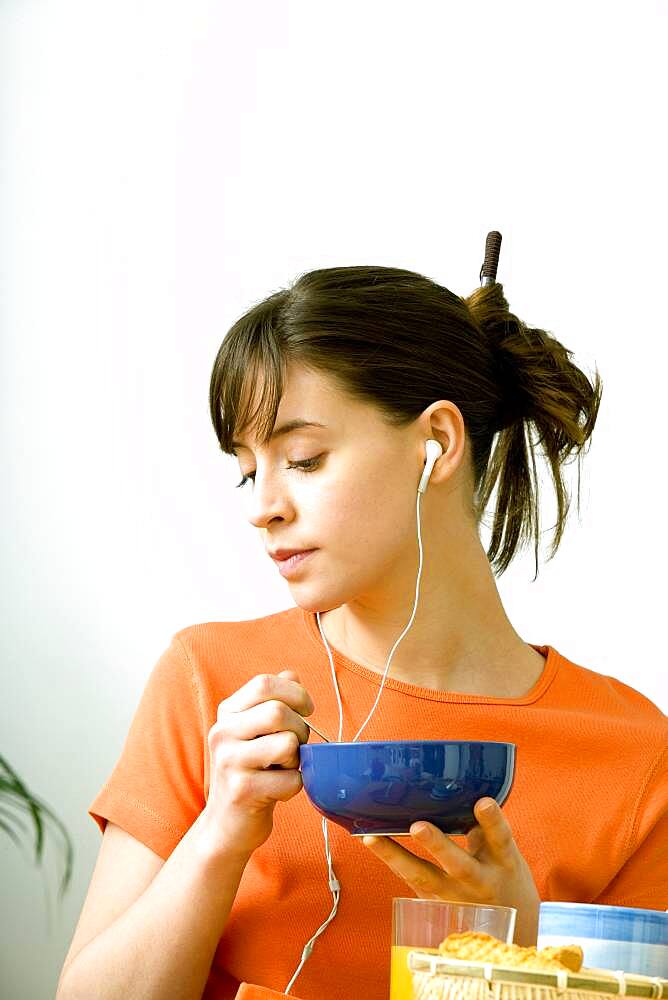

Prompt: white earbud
[{"left": 417, "top": 438, "right": 443, "bottom": 494}]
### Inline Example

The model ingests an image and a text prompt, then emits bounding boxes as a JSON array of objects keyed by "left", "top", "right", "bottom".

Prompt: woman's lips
[{"left": 275, "top": 549, "right": 317, "bottom": 577}]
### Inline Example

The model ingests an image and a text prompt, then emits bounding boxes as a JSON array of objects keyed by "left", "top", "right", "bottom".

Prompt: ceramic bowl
[
  {"left": 299, "top": 740, "right": 515, "bottom": 836},
  {"left": 538, "top": 903, "right": 668, "bottom": 977}
]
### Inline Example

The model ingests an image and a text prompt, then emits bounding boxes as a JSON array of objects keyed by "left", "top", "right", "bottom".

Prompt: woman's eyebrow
[{"left": 231, "top": 419, "right": 327, "bottom": 451}]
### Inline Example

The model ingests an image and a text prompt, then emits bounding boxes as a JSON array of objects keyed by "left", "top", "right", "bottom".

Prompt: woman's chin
[{"left": 289, "top": 590, "right": 343, "bottom": 615}]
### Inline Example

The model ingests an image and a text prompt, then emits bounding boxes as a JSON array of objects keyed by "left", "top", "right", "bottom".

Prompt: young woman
[{"left": 57, "top": 266, "right": 668, "bottom": 1000}]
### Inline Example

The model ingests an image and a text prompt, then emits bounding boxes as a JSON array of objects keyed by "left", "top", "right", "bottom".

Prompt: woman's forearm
[{"left": 56, "top": 813, "right": 250, "bottom": 1000}]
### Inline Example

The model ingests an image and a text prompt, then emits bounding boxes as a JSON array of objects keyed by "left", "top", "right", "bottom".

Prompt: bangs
[{"left": 208, "top": 302, "right": 288, "bottom": 454}]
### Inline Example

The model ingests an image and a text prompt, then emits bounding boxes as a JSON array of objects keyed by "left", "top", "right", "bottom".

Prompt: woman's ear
[{"left": 420, "top": 403, "right": 466, "bottom": 482}]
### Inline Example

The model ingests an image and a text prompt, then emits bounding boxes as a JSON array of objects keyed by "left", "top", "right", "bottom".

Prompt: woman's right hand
[{"left": 200, "top": 669, "right": 314, "bottom": 859}]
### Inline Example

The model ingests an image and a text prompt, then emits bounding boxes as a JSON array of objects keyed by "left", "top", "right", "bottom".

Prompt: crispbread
[{"left": 437, "top": 931, "right": 584, "bottom": 972}]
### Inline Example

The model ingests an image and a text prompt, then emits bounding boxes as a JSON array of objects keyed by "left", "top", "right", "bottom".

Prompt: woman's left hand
[{"left": 362, "top": 797, "right": 540, "bottom": 946}]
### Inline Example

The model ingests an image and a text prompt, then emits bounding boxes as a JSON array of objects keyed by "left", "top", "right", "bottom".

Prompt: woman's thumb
[{"left": 278, "top": 669, "right": 300, "bottom": 681}]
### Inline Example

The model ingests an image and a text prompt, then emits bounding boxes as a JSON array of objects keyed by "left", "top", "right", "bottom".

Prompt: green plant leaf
[
  {"left": 0, "top": 754, "right": 74, "bottom": 898},
  {"left": 0, "top": 760, "right": 44, "bottom": 856},
  {"left": 0, "top": 802, "right": 30, "bottom": 835},
  {"left": 0, "top": 815, "right": 24, "bottom": 849}
]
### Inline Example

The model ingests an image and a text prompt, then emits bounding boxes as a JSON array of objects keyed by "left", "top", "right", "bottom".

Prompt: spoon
[{"left": 302, "top": 717, "right": 331, "bottom": 743}]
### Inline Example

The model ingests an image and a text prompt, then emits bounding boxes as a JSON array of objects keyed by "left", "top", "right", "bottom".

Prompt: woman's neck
[{"left": 318, "top": 534, "right": 546, "bottom": 698}]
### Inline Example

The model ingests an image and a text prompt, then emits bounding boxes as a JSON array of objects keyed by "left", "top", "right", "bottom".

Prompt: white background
[{"left": 1, "top": 1, "right": 666, "bottom": 996}]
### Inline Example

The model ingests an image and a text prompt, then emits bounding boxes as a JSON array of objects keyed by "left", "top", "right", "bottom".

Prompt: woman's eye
[
  {"left": 235, "top": 455, "right": 323, "bottom": 489},
  {"left": 290, "top": 456, "right": 323, "bottom": 473}
]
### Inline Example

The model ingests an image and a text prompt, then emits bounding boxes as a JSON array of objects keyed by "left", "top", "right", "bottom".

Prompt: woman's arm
[
  {"left": 57, "top": 812, "right": 250, "bottom": 1000},
  {"left": 58, "top": 668, "right": 314, "bottom": 999}
]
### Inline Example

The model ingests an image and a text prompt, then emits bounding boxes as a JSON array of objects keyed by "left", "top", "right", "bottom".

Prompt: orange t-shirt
[{"left": 89, "top": 607, "right": 668, "bottom": 1000}]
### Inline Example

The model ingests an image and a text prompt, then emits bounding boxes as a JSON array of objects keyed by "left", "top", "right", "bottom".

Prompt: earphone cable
[
  {"left": 350, "top": 488, "right": 424, "bottom": 743},
  {"left": 315, "top": 488, "right": 425, "bottom": 744},
  {"left": 322, "top": 626, "right": 344, "bottom": 743},
  {"left": 283, "top": 815, "right": 341, "bottom": 995},
  {"left": 289, "top": 477, "right": 427, "bottom": 993}
]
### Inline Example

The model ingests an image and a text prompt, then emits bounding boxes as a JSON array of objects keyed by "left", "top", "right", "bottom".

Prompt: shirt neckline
[{"left": 300, "top": 607, "right": 560, "bottom": 705}]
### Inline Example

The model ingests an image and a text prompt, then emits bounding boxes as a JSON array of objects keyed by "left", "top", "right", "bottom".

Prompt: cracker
[{"left": 437, "top": 931, "right": 583, "bottom": 972}]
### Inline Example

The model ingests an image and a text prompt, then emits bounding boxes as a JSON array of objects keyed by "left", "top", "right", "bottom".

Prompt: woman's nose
[{"left": 246, "top": 472, "right": 293, "bottom": 529}]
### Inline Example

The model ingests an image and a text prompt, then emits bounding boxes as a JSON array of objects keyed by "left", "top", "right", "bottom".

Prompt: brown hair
[{"left": 209, "top": 266, "right": 602, "bottom": 578}]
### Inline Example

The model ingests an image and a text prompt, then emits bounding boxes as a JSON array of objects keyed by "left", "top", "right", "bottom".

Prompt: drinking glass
[{"left": 390, "top": 897, "right": 517, "bottom": 1000}]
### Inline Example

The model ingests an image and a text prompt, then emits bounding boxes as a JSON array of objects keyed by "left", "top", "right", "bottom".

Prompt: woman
[{"left": 57, "top": 266, "right": 668, "bottom": 1000}]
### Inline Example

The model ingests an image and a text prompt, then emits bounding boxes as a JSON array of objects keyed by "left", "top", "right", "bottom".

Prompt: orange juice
[{"left": 390, "top": 944, "right": 439, "bottom": 999}]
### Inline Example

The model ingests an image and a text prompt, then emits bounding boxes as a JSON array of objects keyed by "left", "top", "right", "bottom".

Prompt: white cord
[
  {"left": 283, "top": 816, "right": 341, "bottom": 995},
  {"left": 323, "top": 626, "right": 345, "bottom": 743},
  {"left": 350, "top": 488, "right": 424, "bottom": 743},
  {"left": 282, "top": 589, "right": 346, "bottom": 992},
  {"left": 316, "top": 487, "right": 424, "bottom": 744},
  {"left": 284, "top": 489, "right": 426, "bottom": 994}
]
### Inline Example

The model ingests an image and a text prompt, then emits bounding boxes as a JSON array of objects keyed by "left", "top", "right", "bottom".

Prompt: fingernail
[
  {"left": 479, "top": 798, "right": 496, "bottom": 813},
  {"left": 411, "top": 823, "right": 430, "bottom": 838}
]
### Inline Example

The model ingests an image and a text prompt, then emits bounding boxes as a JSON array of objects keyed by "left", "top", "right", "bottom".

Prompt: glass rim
[{"left": 392, "top": 897, "right": 517, "bottom": 914}]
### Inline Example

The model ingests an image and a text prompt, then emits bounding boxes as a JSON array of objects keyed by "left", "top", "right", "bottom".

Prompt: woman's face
[{"left": 231, "top": 363, "right": 443, "bottom": 615}]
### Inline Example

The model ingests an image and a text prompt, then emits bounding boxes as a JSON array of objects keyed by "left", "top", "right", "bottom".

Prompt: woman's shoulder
[
  {"left": 173, "top": 605, "right": 305, "bottom": 655},
  {"left": 167, "top": 606, "right": 311, "bottom": 699},
  {"left": 547, "top": 643, "right": 667, "bottom": 739}
]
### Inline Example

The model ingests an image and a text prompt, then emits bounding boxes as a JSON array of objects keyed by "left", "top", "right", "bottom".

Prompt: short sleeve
[
  {"left": 592, "top": 748, "right": 668, "bottom": 908},
  {"left": 89, "top": 634, "right": 208, "bottom": 859}
]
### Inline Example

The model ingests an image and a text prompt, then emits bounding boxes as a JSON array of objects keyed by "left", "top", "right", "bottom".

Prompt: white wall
[{"left": 1, "top": 1, "right": 666, "bottom": 996}]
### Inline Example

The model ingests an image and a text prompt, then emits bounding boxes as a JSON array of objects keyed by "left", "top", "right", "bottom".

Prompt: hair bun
[
  {"left": 465, "top": 288, "right": 527, "bottom": 428},
  {"left": 492, "top": 342, "right": 526, "bottom": 428}
]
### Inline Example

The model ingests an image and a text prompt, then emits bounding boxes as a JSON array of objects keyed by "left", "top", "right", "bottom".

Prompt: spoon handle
[{"left": 303, "top": 718, "right": 331, "bottom": 743}]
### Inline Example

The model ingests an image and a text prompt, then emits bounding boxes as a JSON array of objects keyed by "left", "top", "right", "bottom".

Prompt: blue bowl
[
  {"left": 538, "top": 903, "right": 668, "bottom": 977},
  {"left": 299, "top": 740, "right": 515, "bottom": 836}
]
